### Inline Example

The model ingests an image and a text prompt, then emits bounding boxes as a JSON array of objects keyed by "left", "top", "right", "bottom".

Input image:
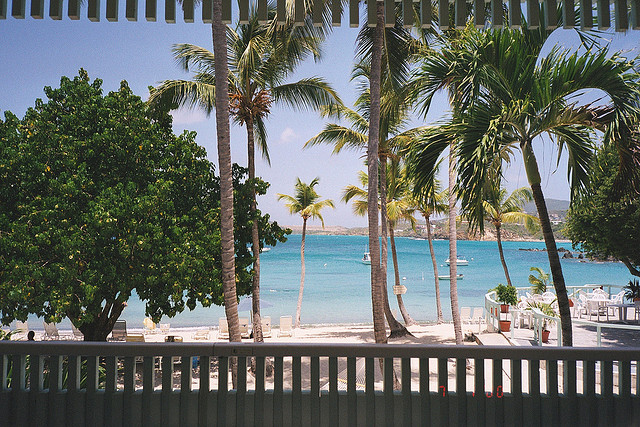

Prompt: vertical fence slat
[
  {"left": 331, "top": 0, "right": 341, "bottom": 25},
  {"left": 402, "top": 358, "right": 412, "bottom": 427},
  {"left": 473, "top": 0, "right": 484, "bottom": 26},
  {"left": 384, "top": 0, "right": 394, "bottom": 26},
  {"left": 106, "top": 0, "right": 117, "bottom": 21},
  {"left": 601, "top": 360, "right": 613, "bottom": 424},
  {"left": 87, "top": 0, "right": 99, "bottom": 21},
  {"left": 438, "top": 357, "right": 449, "bottom": 427},
  {"left": 527, "top": 0, "right": 540, "bottom": 27},
  {"left": 199, "top": 355, "right": 211, "bottom": 427},
  {"left": 614, "top": 0, "right": 628, "bottom": 30},
  {"left": 294, "top": 0, "right": 304, "bottom": 25},
  {"left": 438, "top": 0, "right": 448, "bottom": 28},
  {"left": 143, "top": 356, "right": 154, "bottom": 427},
  {"left": 30, "top": 0, "right": 43, "bottom": 18},
  {"left": 0, "top": 355, "right": 7, "bottom": 391},
  {"left": 273, "top": 356, "right": 283, "bottom": 427},
  {"left": 420, "top": 0, "right": 431, "bottom": 27},
  {"left": 181, "top": 0, "right": 193, "bottom": 22},
  {"left": 384, "top": 358, "right": 394, "bottom": 426},
  {"left": 123, "top": 356, "right": 135, "bottom": 426},
  {"left": 508, "top": 0, "right": 520, "bottom": 27},
  {"left": 544, "top": 0, "right": 557, "bottom": 28},
  {"left": 180, "top": 356, "right": 193, "bottom": 425},
  {"left": 584, "top": 360, "right": 596, "bottom": 426},
  {"left": 164, "top": 0, "right": 175, "bottom": 22},
  {"left": 67, "top": 355, "right": 82, "bottom": 426},
  {"left": 145, "top": 0, "right": 155, "bottom": 20},
  {"left": 491, "top": 0, "right": 503, "bottom": 26},
  {"left": 597, "top": 0, "right": 610, "bottom": 28},
  {"left": 366, "top": 357, "right": 375, "bottom": 427},
  {"left": 11, "top": 354, "right": 27, "bottom": 427},
  {"left": 161, "top": 356, "right": 173, "bottom": 424},
  {"left": 367, "top": 0, "right": 376, "bottom": 26},
  {"left": 452, "top": 358, "right": 464, "bottom": 425},
  {"left": 216, "top": 356, "right": 227, "bottom": 427},
  {"left": 329, "top": 356, "right": 339, "bottom": 425},
  {"left": 348, "top": 357, "right": 357, "bottom": 427},
  {"left": 11, "top": 0, "right": 25, "bottom": 18},
  {"left": 492, "top": 359, "right": 503, "bottom": 426},
  {"left": 419, "top": 358, "right": 430, "bottom": 426},
  {"left": 238, "top": 0, "right": 248, "bottom": 22},
  {"left": 0, "top": 0, "right": 6, "bottom": 18},
  {"left": 633, "top": 0, "right": 640, "bottom": 29},
  {"left": 454, "top": 0, "right": 465, "bottom": 27},
  {"left": 254, "top": 356, "right": 265, "bottom": 427},
  {"left": 310, "top": 357, "right": 320, "bottom": 427},
  {"left": 474, "top": 358, "right": 485, "bottom": 426},
  {"left": 580, "top": 0, "right": 593, "bottom": 28},
  {"left": 256, "top": 0, "right": 266, "bottom": 22},
  {"left": 28, "top": 354, "right": 43, "bottom": 427},
  {"left": 67, "top": 0, "right": 80, "bottom": 18},
  {"left": 312, "top": 0, "right": 323, "bottom": 25},
  {"left": 220, "top": 0, "right": 230, "bottom": 22},
  {"left": 529, "top": 359, "right": 541, "bottom": 426},
  {"left": 236, "top": 356, "right": 247, "bottom": 425},
  {"left": 511, "top": 358, "right": 522, "bottom": 426},
  {"left": 620, "top": 360, "right": 631, "bottom": 426},
  {"left": 125, "top": 0, "right": 136, "bottom": 20},
  {"left": 349, "top": 0, "right": 359, "bottom": 27},
  {"left": 402, "top": 0, "right": 412, "bottom": 27},
  {"left": 201, "top": 0, "right": 211, "bottom": 22},
  {"left": 563, "top": 360, "right": 578, "bottom": 425},
  {"left": 547, "top": 360, "right": 559, "bottom": 425},
  {"left": 104, "top": 356, "right": 117, "bottom": 427},
  {"left": 276, "top": 0, "right": 285, "bottom": 23},
  {"left": 292, "top": 356, "right": 302, "bottom": 426},
  {"left": 563, "top": 0, "right": 575, "bottom": 27}
]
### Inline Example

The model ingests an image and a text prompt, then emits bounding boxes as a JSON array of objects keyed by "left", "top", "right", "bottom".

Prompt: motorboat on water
[
  {"left": 362, "top": 252, "right": 371, "bottom": 265},
  {"left": 438, "top": 274, "right": 464, "bottom": 280},
  {"left": 445, "top": 256, "right": 469, "bottom": 266}
]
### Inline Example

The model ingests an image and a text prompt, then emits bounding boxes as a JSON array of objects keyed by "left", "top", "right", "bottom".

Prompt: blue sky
[{"left": 1, "top": 13, "right": 639, "bottom": 227}]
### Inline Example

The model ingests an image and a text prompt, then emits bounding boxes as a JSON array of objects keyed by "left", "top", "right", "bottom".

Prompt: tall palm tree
[
  {"left": 277, "top": 178, "right": 334, "bottom": 328},
  {"left": 411, "top": 179, "right": 448, "bottom": 324},
  {"left": 481, "top": 185, "right": 539, "bottom": 287},
  {"left": 150, "top": 5, "right": 340, "bottom": 343},
  {"left": 408, "top": 26, "right": 640, "bottom": 346},
  {"left": 342, "top": 165, "right": 417, "bottom": 328}
]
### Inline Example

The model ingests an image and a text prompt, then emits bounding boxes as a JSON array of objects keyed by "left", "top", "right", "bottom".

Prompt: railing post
[
  {"left": 384, "top": 357, "right": 394, "bottom": 426},
  {"left": 199, "top": 355, "right": 211, "bottom": 427},
  {"left": 438, "top": 357, "right": 449, "bottom": 427},
  {"left": 254, "top": 356, "right": 266, "bottom": 427},
  {"left": 216, "top": 356, "right": 227, "bottom": 426},
  {"left": 180, "top": 355, "right": 193, "bottom": 425},
  {"left": 348, "top": 357, "right": 358, "bottom": 427},
  {"left": 291, "top": 356, "right": 301, "bottom": 426}
]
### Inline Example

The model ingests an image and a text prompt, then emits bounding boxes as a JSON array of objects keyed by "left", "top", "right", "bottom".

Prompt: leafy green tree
[
  {"left": 0, "top": 71, "right": 287, "bottom": 340},
  {"left": 277, "top": 178, "right": 334, "bottom": 328},
  {"left": 565, "top": 145, "right": 640, "bottom": 277},
  {"left": 408, "top": 26, "right": 640, "bottom": 346}
]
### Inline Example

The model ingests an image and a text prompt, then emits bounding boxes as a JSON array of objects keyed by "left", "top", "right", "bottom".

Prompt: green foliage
[
  {"left": 0, "top": 70, "right": 288, "bottom": 340},
  {"left": 623, "top": 279, "right": 640, "bottom": 301},
  {"left": 526, "top": 300, "right": 558, "bottom": 330},
  {"left": 494, "top": 284, "right": 518, "bottom": 306},
  {"left": 528, "top": 267, "right": 551, "bottom": 294},
  {"left": 565, "top": 145, "right": 640, "bottom": 278}
]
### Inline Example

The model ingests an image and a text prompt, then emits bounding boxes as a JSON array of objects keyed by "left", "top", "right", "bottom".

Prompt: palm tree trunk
[
  {"left": 448, "top": 151, "right": 463, "bottom": 345},
  {"left": 380, "top": 158, "right": 411, "bottom": 337},
  {"left": 295, "top": 217, "right": 307, "bottom": 329},
  {"left": 367, "top": 1, "right": 387, "bottom": 346},
  {"left": 495, "top": 223, "right": 512, "bottom": 287},
  {"left": 522, "top": 140, "right": 572, "bottom": 346},
  {"left": 389, "top": 226, "right": 415, "bottom": 325},
  {"left": 246, "top": 116, "right": 264, "bottom": 342},
  {"left": 425, "top": 213, "right": 444, "bottom": 323},
  {"left": 212, "top": 4, "right": 240, "bottom": 386}
]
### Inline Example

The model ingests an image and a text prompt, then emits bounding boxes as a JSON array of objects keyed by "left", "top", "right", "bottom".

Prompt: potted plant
[
  {"left": 495, "top": 284, "right": 518, "bottom": 313},
  {"left": 623, "top": 279, "right": 640, "bottom": 302},
  {"left": 527, "top": 301, "right": 557, "bottom": 343}
]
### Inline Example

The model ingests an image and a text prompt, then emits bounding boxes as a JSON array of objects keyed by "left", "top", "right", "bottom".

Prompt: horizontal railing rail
[{"left": 1, "top": 341, "right": 640, "bottom": 426}]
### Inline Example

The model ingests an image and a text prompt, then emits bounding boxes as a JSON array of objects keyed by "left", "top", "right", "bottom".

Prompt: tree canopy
[
  {"left": 565, "top": 144, "right": 640, "bottom": 277},
  {"left": 0, "top": 70, "right": 288, "bottom": 340}
]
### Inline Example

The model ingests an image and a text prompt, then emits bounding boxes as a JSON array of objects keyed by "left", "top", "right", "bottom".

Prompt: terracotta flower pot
[
  {"left": 500, "top": 304, "right": 509, "bottom": 313},
  {"left": 499, "top": 320, "right": 511, "bottom": 332},
  {"left": 542, "top": 330, "right": 551, "bottom": 343}
]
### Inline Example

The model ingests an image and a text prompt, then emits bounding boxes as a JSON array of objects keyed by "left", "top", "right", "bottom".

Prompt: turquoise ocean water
[{"left": 27, "top": 235, "right": 634, "bottom": 329}]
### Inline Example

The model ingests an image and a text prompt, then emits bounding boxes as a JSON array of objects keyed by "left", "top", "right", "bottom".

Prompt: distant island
[{"left": 284, "top": 198, "right": 570, "bottom": 242}]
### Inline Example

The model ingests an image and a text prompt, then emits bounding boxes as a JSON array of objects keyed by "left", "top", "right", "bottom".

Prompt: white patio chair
[
  {"left": 192, "top": 329, "right": 210, "bottom": 340},
  {"left": 71, "top": 323, "right": 84, "bottom": 340},
  {"left": 261, "top": 316, "right": 272, "bottom": 338},
  {"left": 143, "top": 317, "right": 157, "bottom": 334},
  {"left": 586, "top": 295, "right": 608, "bottom": 322},
  {"left": 278, "top": 315, "right": 293, "bottom": 337},
  {"left": 43, "top": 322, "right": 60, "bottom": 340},
  {"left": 217, "top": 317, "right": 229, "bottom": 340},
  {"left": 239, "top": 317, "right": 250, "bottom": 339},
  {"left": 460, "top": 307, "right": 473, "bottom": 328}
]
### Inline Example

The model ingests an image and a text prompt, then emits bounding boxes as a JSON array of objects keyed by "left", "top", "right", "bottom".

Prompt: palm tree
[
  {"left": 481, "top": 185, "right": 539, "bottom": 287},
  {"left": 342, "top": 164, "right": 417, "bottom": 328},
  {"left": 411, "top": 179, "right": 448, "bottom": 324},
  {"left": 408, "top": 26, "right": 640, "bottom": 346},
  {"left": 150, "top": 5, "right": 340, "bottom": 343},
  {"left": 277, "top": 178, "right": 334, "bottom": 328}
]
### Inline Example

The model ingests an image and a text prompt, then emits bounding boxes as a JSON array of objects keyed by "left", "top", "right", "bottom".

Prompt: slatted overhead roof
[{"left": 1, "top": 0, "right": 639, "bottom": 31}]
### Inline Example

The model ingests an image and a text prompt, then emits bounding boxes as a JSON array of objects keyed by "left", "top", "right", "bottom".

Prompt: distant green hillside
[{"left": 523, "top": 198, "right": 569, "bottom": 215}]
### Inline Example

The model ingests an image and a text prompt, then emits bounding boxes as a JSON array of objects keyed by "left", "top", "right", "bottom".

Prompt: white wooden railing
[{"left": 1, "top": 340, "right": 639, "bottom": 426}]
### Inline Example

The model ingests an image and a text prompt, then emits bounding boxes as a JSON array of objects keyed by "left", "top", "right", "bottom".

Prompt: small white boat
[
  {"left": 445, "top": 256, "right": 469, "bottom": 266},
  {"left": 260, "top": 247, "right": 271, "bottom": 253},
  {"left": 362, "top": 252, "right": 371, "bottom": 265},
  {"left": 438, "top": 274, "right": 464, "bottom": 280}
]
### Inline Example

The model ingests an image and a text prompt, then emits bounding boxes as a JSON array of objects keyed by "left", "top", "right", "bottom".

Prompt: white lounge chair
[
  {"left": 109, "top": 320, "right": 127, "bottom": 341},
  {"left": 278, "top": 315, "right": 293, "bottom": 337},
  {"left": 218, "top": 317, "right": 229, "bottom": 340},
  {"left": 143, "top": 317, "right": 157, "bottom": 334},
  {"left": 43, "top": 322, "right": 60, "bottom": 340},
  {"left": 261, "top": 316, "right": 272, "bottom": 338},
  {"left": 472, "top": 307, "right": 484, "bottom": 324},
  {"left": 460, "top": 307, "right": 473, "bottom": 328},
  {"left": 239, "top": 317, "right": 250, "bottom": 339},
  {"left": 12, "top": 321, "right": 28, "bottom": 340},
  {"left": 71, "top": 323, "right": 84, "bottom": 340},
  {"left": 192, "top": 329, "right": 210, "bottom": 340},
  {"left": 159, "top": 323, "right": 170, "bottom": 334}
]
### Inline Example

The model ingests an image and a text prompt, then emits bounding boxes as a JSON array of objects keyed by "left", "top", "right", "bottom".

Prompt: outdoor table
[{"left": 607, "top": 303, "right": 636, "bottom": 322}]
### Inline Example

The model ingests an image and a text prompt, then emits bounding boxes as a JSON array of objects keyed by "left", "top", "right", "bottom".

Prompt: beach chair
[
  {"left": 159, "top": 323, "right": 170, "bottom": 334},
  {"left": 218, "top": 318, "right": 229, "bottom": 340},
  {"left": 472, "top": 307, "right": 484, "bottom": 324},
  {"left": 192, "top": 329, "right": 210, "bottom": 340},
  {"left": 278, "top": 315, "right": 293, "bottom": 338},
  {"left": 12, "top": 321, "right": 28, "bottom": 340},
  {"left": 43, "top": 322, "right": 60, "bottom": 340},
  {"left": 143, "top": 317, "right": 157, "bottom": 334},
  {"left": 239, "top": 317, "right": 250, "bottom": 339},
  {"left": 71, "top": 323, "right": 84, "bottom": 340},
  {"left": 460, "top": 307, "right": 472, "bottom": 328},
  {"left": 110, "top": 320, "right": 127, "bottom": 341},
  {"left": 261, "top": 316, "right": 272, "bottom": 338},
  {"left": 125, "top": 334, "right": 145, "bottom": 342}
]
